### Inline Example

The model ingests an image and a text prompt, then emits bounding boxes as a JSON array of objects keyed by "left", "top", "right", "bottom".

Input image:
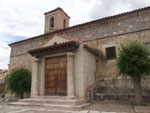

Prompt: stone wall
[
  {"left": 90, "top": 29, "right": 150, "bottom": 95},
  {"left": 9, "top": 54, "right": 34, "bottom": 71},
  {"left": 64, "top": 9, "right": 150, "bottom": 42},
  {"left": 10, "top": 36, "right": 49, "bottom": 57},
  {"left": 74, "top": 45, "right": 96, "bottom": 100},
  {"left": 74, "top": 46, "right": 85, "bottom": 100},
  {"left": 83, "top": 47, "right": 96, "bottom": 99},
  {"left": 92, "top": 29, "right": 150, "bottom": 79},
  {"left": 95, "top": 77, "right": 150, "bottom": 96}
]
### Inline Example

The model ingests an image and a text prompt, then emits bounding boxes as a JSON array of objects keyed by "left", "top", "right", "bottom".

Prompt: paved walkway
[{"left": 0, "top": 100, "right": 150, "bottom": 113}]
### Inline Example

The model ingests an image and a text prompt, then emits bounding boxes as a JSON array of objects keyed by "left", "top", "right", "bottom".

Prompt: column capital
[
  {"left": 67, "top": 52, "right": 74, "bottom": 57},
  {"left": 34, "top": 58, "right": 41, "bottom": 63}
]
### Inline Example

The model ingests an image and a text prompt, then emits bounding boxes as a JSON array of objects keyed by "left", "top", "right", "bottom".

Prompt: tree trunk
[{"left": 133, "top": 74, "right": 143, "bottom": 105}]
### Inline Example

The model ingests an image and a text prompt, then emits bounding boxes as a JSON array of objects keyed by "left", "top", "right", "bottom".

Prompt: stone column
[
  {"left": 39, "top": 58, "right": 45, "bottom": 96},
  {"left": 67, "top": 52, "right": 75, "bottom": 97},
  {"left": 31, "top": 58, "right": 40, "bottom": 97}
]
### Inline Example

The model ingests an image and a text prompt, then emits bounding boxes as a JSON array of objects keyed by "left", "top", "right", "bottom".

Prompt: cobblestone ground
[
  {"left": 0, "top": 100, "right": 150, "bottom": 113},
  {"left": 0, "top": 101, "right": 21, "bottom": 113},
  {"left": 83, "top": 100, "right": 150, "bottom": 113},
  {"left": 83, "top": 100, "right": 135, "bottom": 113}
]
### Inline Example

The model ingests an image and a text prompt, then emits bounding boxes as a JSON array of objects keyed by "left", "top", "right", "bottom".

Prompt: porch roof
[
  {"left": 28, "top": 40, "right": 80, "bottom": 57},
  {"left": 28, "top": 34, "right": 100, "bottom": 58}
]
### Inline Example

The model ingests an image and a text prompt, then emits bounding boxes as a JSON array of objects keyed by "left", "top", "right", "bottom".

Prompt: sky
[{"left": 0, "top": 0, "right": 150, "bottom": 70}]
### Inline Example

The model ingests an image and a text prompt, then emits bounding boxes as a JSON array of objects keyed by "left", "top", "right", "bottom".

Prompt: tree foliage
[
  {"left": 116, "top": 42, "right": 150, "bottom": 77},
  {"left": 116, "top": 42, "right": 150, "bottom": 105},
  {"left": 5, "top": 67, "right": 31, "bottom": 98}
]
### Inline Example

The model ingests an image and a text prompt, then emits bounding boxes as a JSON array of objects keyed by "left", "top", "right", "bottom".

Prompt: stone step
[
  {"left": 9, "top": 102, "right": 90, "bottom": 111},
  {"left": 29, "top": 109, "right": 72, "bottom": 113},
  {"left": 8, "top": 109, "right": 73, "bottom": 113},
  {"left": 18, "top": 98, "right": 83, "bottom": 105},
  {"left": 32, "top": 96, "right": 77, "bottom": 100}
]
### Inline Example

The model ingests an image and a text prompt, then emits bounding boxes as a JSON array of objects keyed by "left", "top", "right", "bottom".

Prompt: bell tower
[{"left": 44, "top": 7, "right": 70, "bottom": 33}]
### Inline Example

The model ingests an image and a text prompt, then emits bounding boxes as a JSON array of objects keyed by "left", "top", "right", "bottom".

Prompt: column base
[
  {"left": 31, "top": 94, "right": 39, "bottom": 98},
  {"left": 67, "top": 95, "right": 75, "bottom": 98}
]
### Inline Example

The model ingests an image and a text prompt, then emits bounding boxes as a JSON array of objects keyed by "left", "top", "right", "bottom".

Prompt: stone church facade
[{"left": 9, "top": 7, "right": 150, "bottom": 101}]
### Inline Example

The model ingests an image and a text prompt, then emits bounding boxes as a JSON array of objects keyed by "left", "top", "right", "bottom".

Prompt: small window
[
  {"left": 105, "top": 46, "right": 116, "bottom": 60},
  {"left": 63, "top": 19, "right": 66, "bottom": 28},
  {"left": 50, "top": 17, "right": 54, "bottom": 27}
]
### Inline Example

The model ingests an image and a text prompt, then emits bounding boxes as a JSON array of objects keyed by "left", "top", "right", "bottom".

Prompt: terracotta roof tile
[
  {"left": 29, "top": 40, "right": 79, "bottom": 53},
  {"left": 29, "top": 34, "right": 99, "bottom": 56},
  {"left": 0, "top": 69, "right": 7, "bottom": 73}
]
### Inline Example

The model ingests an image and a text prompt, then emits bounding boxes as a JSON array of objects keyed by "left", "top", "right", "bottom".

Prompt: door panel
[{"left": 45, "top": 56, "right": 67, "bottom": 95}]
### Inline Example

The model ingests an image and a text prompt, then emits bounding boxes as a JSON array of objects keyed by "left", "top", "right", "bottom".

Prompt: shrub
[{"left": 5, "top": 67, "right": 31, "bottom": 99}]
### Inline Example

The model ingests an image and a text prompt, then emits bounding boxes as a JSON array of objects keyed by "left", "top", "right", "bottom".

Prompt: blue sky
[{"left": 0, "top": 0, "right": 150, "bottom": 69}]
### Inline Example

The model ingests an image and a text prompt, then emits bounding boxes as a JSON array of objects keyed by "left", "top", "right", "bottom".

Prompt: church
[{"left": 9, "top": 7, "right": 150, "bottom": 110}]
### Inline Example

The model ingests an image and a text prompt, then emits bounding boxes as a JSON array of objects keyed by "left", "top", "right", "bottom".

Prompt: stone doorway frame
[{"left": 31, "top": 52, "right": 75, "bottom": 97}]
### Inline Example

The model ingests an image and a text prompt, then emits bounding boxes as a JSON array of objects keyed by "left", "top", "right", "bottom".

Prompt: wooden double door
[{"left": 45, "top": 56, "right": 67, "bottom": 95}]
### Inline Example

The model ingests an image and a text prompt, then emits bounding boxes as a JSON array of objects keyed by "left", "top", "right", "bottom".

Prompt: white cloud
[
  {"left": 0, "top": 0, "right": 149, "bottom": 70},
  {"left": 89, "top": 0, "right": 150, "bottom": 19},
  {"left": 0, "top": 0, "right": 94, "bottom": 37},
  {"left": 0, "top": 40, "right": 10, "bottom": 70}
]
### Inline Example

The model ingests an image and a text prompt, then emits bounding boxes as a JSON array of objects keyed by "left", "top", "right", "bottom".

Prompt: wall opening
[
  {"left": 50, "top": 17, "right": 54, "bottom": 28},
  {"left": 63, "top": 19, "right": 66, "bottom": 28}
]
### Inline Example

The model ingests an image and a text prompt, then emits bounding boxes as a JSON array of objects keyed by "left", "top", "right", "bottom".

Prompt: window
[
  {"left": 50, "top": 17, "right": 54, "bottom": 27},
  {"left": 105, "top": 46, "right": 116, "bottom": 60},
  {"left": 63, "top": 19, "right": 66, "bottom": 28}
]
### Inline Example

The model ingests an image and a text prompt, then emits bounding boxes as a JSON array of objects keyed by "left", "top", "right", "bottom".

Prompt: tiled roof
[
  {"left": 29, "top": 40, "right": 79, "bottom": 53},
  {"left": 0, "top": 69, "right": 7, "bottom": 73},
  {"left": 29, "top": 34, "right": 100, "bottom": 57},
  {"left": 39, "top": 34, "right": 86, "bottom": 48},
  {"left": 52, "top": 34, "right": 86, "bottom": 45},
  {"left": 29, "top": 40, "right": 80, "bottom": 57},
  {"left": 9, "top": 6, "right": 150, "bottom": 46}
]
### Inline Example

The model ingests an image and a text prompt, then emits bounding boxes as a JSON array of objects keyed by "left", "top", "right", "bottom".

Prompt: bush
[{"left": 5, "top": 67, "right": 31, "bottom": 99}]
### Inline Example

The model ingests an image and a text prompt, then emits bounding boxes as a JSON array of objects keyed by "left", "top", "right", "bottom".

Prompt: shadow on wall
[{"left": 94, "top": 77, "right": 150, "bottom": 96}]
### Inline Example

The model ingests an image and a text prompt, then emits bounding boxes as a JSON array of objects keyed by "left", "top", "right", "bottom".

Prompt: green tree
[
  {"left": 5, "top": 67, "right": 31, "bottom": 99},
  {"left": 116, "top": 42, "right": 150, "bottom": 105}
]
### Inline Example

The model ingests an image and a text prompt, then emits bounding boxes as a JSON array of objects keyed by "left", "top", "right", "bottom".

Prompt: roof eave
[{"left": 28, "top": 41, "right": 80, "bottom": 57}]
